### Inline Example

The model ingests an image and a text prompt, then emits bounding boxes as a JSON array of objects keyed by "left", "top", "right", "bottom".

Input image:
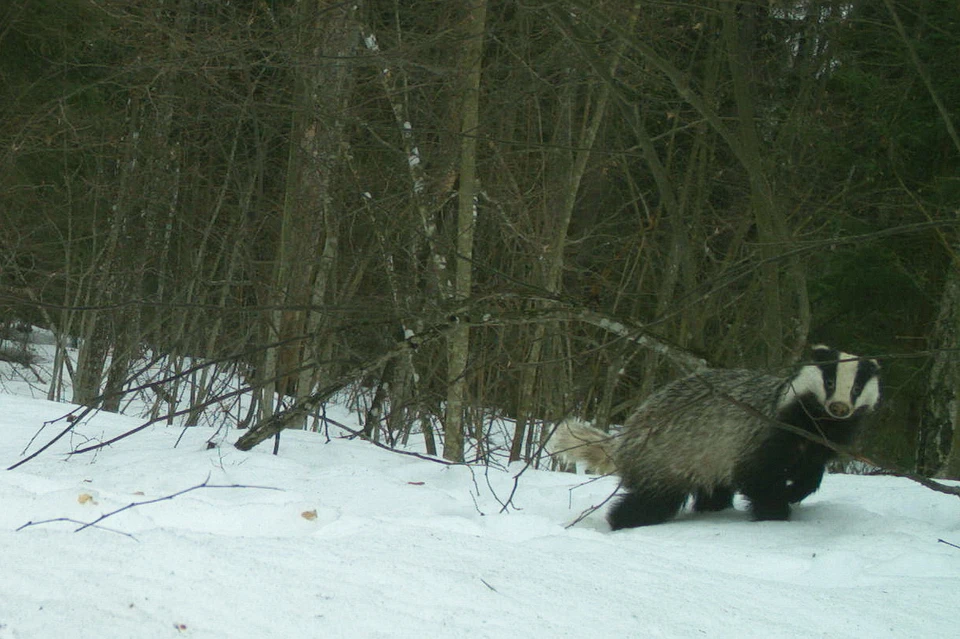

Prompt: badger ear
[{"left": 810, "top": 344, "right": 835, "bottom": 363}]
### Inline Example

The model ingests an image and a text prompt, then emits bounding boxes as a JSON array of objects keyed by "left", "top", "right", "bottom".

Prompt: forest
[{"left": 1, "top": 0, "right": 958, "bottom": 477}]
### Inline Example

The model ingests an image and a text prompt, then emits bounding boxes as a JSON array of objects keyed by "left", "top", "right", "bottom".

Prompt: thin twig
[
  {"left": 75, "top": 476, "right": 282, "bottom": 533},
  {"left": 566, "top": 481, "right": 622, "bottom": 529},
  {"left": 16, "top": 517, "right": 138, "bottom": 539},
  {"left": 322, "top": 416, "right": 461, "bottom": 466},
  {"left": 17, "top": 474, "right": 282, "bottom": 537},
  {"left": 706, "top": 383, "right": 960, "bottom": 499},
  {"left": 479, "top": 578, "right": 499, "bottom": 593},
  {"left": 9, "top": 405, "right": 100, "bottom": 470}
]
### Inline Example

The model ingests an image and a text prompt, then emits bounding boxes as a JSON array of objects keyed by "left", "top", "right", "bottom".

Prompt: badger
[{"left": 550, "top": 345, "right": 880, "bottom": 529}]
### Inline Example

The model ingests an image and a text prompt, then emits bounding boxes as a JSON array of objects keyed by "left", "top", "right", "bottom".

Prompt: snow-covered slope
[{"left": 0, "top": 343, "right": 958, "bottom": 638}]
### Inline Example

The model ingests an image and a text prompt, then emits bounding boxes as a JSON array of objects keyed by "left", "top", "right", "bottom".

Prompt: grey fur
[
  {"left": 550, "top": 346, "right": 881, "bottom": 528},
  {"left": 553, "top": 369, "right": 784, "bottom": 487}
]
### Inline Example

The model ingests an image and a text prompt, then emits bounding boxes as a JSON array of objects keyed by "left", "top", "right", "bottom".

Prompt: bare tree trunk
[
  {"left": 509, "top": 5, "right": 629, "bottom": 461},
  {"left": 721, "top": 2, "right": 808, "bottom": 365},
  {"left": 72, "top": 136, "right": 133, "bottom": 408},
  {"left": 260, "top": 0, "right": 359, "bottom": 425},
  {"left": 920, "top": 249, "right": 960, "bottom": 478},
  {"left": 444, "top": 0, "right": 488, "bottom": 462}
]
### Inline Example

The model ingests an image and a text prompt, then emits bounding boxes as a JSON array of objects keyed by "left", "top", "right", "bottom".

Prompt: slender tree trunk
[
  {"left": 920, "top": 250, "right": 960, "bottom": 477},
  {"left": 73, "top": 136, "right": 133, "bottom": 408},
  {"left": 721, "top": 2, "right": 808, "bottom": 365},
  {"left": 260, "top": 0, "right": 359, "bottom": 424},
  {"left": 444, "top": 0, "right": 488, "bottom": 462},
  {"left": 509, "top": 5, "right": 629, "bottom": 461}
]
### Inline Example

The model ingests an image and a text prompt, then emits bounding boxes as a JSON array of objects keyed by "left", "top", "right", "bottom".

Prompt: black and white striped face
[{"left": 780, "top": 345, "right": 881, "bottom": 419}]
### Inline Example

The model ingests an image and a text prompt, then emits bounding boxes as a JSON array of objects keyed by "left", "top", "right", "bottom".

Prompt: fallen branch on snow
[{"left": 16, "top": 474, "right": 281, "bottom": 538}]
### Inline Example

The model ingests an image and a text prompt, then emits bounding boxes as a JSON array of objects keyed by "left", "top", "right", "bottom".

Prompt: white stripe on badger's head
[{"left": 778, "top": 345, "right": 880, "bottom": 419}]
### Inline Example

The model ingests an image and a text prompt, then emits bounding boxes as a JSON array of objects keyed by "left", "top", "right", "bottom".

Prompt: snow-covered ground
[{"left": 0, "top": 339, "right": 958, "bottom": 638}]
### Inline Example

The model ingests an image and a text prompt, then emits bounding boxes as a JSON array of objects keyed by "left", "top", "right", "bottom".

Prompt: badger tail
[{"left": 547, "top": 419, "right": 618, "bottom": 475}]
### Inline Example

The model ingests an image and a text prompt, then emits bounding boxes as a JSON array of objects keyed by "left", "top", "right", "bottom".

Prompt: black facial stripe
[
  {"left": 818, "top": 360, "right": 838, "bottom": 395},
  {"left": 852, "top": 361, "right": 878, "bottom": 403},
  {"left": 811, "top": 346, "right": 838, "bottom": 364}
]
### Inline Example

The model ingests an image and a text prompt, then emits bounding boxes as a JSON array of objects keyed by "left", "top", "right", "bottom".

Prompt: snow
[{"left": 1, "top": 343, "right": 959, "bottom": 638}]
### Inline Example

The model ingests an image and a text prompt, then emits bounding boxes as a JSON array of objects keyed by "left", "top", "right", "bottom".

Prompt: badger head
[{"left": 779, "top": 345, "right": 881, "bottom": 419}]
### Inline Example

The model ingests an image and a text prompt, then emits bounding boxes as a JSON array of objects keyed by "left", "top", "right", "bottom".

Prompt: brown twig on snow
[{"left": 16, "top": 474, "right": 281, "bottom": 538}]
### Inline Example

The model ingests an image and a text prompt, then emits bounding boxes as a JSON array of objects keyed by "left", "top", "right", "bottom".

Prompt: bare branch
[
  {"left": 17, "top": 475, "right": 282, "bottom": 539},
  {"left": 234, "top": 319, "right": 459, "bottom": 451},
  {"left": 704, "top": 381, "right": 960, "bottom": 499}
]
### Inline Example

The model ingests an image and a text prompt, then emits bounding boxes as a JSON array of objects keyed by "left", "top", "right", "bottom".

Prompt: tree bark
[
  {"left": 920, "top": 250, "right": 960, "bottom": 477},
  {"left": 260, "top": 0, "right": 358, "bottom": 423},
  {"left": 444, "top": 0, "right": 488, "bottom": 462},
  {"left": 508, "top": 5, "right": 631, "bottom": 461}
]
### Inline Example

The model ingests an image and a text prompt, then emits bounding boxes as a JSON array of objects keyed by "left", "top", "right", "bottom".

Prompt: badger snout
[{"left": 826, "top": 401, "right": 852, "bottom": 418}]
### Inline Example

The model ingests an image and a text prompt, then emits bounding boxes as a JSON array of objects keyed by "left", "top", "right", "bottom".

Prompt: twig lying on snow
[
  {"left": 16, "top": 474, "right": 281, "bottom": 537},
  {"left": 565, "top": 479, "right": 622, "bottom": 529},
  {"left": 10, "top": 405, "right": 100, "bottom": 471},
  {"left": 15, "top": 517, "right": 137, "bottom": 539}
]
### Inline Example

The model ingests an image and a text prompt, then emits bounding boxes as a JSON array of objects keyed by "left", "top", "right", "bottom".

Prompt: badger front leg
[
  {"left": 736, "top": 438, "right": 794, "bottom": 521},
  {"left": 741, "top": 476, "right": 791, "bottom": 521},
  {"left": 785, "top": 458, "right": 827, "bottom": 504}
]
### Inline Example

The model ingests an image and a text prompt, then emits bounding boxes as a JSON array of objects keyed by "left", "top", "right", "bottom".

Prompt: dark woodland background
[{"left": 1, "top": 0, "right": 959, "bottom": 476}]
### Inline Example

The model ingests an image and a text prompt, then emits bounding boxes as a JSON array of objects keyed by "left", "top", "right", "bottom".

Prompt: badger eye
[
  {"left": 824, "top": 379, "right": 835, "bottom": 392},
  {"left": 853, "top": 382, "right": 863, "bottom": 395}
]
